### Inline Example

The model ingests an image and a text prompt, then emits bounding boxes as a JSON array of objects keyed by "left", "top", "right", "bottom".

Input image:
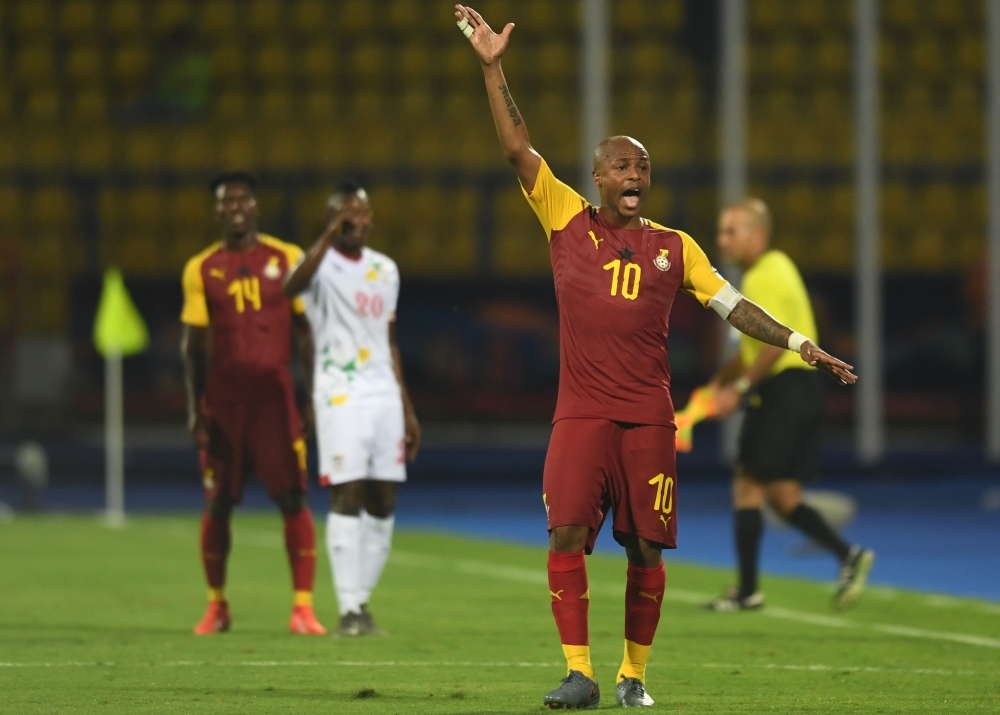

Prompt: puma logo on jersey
[
  {"left": 654, "top": 249, "right": 671, "bottom": 271},
  {"left": 639, "top": 591, "right": 662, "bottom": 603},
  {"left": 588, "top": 231, "right": 603, "bottom": 249},
  {"left": 550, "top": 590, "right": 564, "bottom": 601},
  {"left": 660, "top": 515, "right": 672, "bottom": 530},
  {"left": 209, "top": 268, "right": 226, "bottom": 280}
]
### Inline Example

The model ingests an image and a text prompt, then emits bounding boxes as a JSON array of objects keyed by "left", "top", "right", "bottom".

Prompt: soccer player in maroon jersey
[
  {"left": 181, "top": 171, "right": 327, "bottom": 636},
  {"left": 455, "top": 6, "right": 857, "bottom": 708}
]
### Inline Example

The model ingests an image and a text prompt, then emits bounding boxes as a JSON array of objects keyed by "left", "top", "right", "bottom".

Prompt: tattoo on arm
[
  {"left": 727, "top": 300, "right": 791, "bottom": 349},
  {"left": 499, "top": 85, "right": 522, "bottom": 127}
]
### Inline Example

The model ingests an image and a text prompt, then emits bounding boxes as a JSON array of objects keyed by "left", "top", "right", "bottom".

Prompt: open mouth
[{"left": 622, "top": 188, "right": 641, "bottom": 210}]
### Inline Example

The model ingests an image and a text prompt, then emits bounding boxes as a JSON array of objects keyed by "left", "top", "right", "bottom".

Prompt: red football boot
[
  {"left": 289, "top": 605, "right": 328, "bottom": 635},
  {"left": 193, "top": 601, "right": 231, "bottom": 635}
]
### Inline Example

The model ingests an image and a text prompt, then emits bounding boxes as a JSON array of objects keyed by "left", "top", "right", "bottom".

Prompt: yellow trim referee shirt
[{"left": 739, "top": 249, "right": 818, "bottom": 377}]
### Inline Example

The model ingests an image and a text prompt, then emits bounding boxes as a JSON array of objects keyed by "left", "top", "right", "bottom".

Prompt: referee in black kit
[{"left": 700, "top": 199, "right": 875, "bottom": 611}]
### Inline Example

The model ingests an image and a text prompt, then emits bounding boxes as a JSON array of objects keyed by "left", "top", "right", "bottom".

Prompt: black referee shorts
[{"left": 738, "top": 368, "right": 825, "bottom": 485}]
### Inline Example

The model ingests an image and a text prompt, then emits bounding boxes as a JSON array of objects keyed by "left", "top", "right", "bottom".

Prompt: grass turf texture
[{"left": 1, "top": 515, "right": 998, "bottom": 714}]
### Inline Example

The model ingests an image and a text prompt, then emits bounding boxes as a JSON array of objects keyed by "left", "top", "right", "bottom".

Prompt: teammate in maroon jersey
[
  {"left": 455, "top": 6, "right": 857, "bottom": 708},
  {"left": 181, "top": 171, "right": 326, "bottom": 636}
]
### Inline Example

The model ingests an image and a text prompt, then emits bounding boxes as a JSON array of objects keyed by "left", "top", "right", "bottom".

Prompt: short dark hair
[
  {"left": 327, "top": 179, "right": 369, "bottom": 211},
  {"left": 210, "top": 171, "right": 257, "bottom": 195}
]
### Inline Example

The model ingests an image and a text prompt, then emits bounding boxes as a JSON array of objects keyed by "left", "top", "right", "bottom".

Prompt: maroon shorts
[
  {"left": 543, "top": 418, "right": 678, "bottom": 553},
  {"left": 200, "top": 387, "right": 307, "bottom": 503}
]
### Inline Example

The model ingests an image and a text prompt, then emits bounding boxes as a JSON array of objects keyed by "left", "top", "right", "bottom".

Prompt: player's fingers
[
  {"left": 500, "top": 22, "right": 515, "bottom": 39},
  {"left": 466, "top": 6, "right": 488, "bottom": 26}
]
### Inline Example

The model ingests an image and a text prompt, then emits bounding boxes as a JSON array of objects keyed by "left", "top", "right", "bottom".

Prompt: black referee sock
[
  {"left": 735, "top": 508, "right": 763, "bottom": 599},
  {"left": 786, "top": 504, "right": 851, "bottom": 562}
]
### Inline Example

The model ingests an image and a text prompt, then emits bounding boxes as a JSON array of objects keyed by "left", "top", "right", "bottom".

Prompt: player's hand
[
  {"left": 188, "top": 411, "right": 209, "bottom": 449},
  {"left": 800, "top": 341, "right": 858, "bottom": 385},
  {"left": 323, "top": 207, "right": 368, "bottom": 242},
  {"left": 455, "top": 5, "right": 514, "bottom": 65},
  {"left": 300, "top": 401, "right": 316, "bottom": 440},
  {"left": 404, "top": 411, "right": 422, "bottom": 462},
  {"left": 713, "top": 386, "right": 743, "bottom": 418}
]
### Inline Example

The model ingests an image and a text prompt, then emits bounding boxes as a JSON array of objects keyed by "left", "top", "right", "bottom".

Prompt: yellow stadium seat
[
  {"left": 14, "top": 44, "right": 57, "bottom": 87},
  {"left": 303, "top": 90, "right": 337, "bottom": 123},
  {"left": 920, "top": 184, "right": 959, "bottom": 232},
  {"left": 118, "top": 234, "right": 162, "bottom": 276},
  {"left": 247, "top": 0, "right": 284, "bottom": 35},
  {"left": 883, "top": 0, "right": 918, "bottom": 29},
  {"left": 255, "top": 43, "right": 292, "bottom": 86},
  {"left": 816, "top": 37, "right": 849, "bottom": 79},
  {"left": 781, "top": 183, "right": 820, "bottom": 234},
  {"left": 537, "top": 42, "right": 574, "bottom": 86},
  {"left": 615, "top": 0, "right": 642, "bottom": 33},
  {"left": 171, "top": 186, "right": 211, "bottom": 229},
  {"left": 444, "top": 43, "right": 478, "bottom": 81},
  {"left": 957, "top": 37, "right": 984, "bottom": 76},
  {"left": 14, "top": 0, "right": 53, "bottom": 38},
  {"left": 106, "top": 0, "right": 145, "bottom": 40},
  {"left": 652, "top": 0, "right": 684, "bottom": 33},
  {"left": 124, "top": 130, "right": 166, "bottom": 171},
  {"left": 65, "top": 44, "right": 105, "bottom": 88},
  {"left": 642, "top": 186, "right": 673, "bottom": 225},
  {"left": 262, "top": 128, "right": 306, "bottom": 169},
  {"left": 24, "top": 89, "right": 62, "bottom": 123},
  {"left": 815, "top": 230, "right": 851, "bottom": 271},
  {"left": 198, "top": 0, "right": 237, "bottom": 39},
  {"left": 25, "top": 130, "right": 68, "bottom": 170},
  {"left": 0, "top": 129, "right": 18, "bottom": 172},
  {"left": 169, "top": 129, "right": 217, "bottom": 171},
  {"left": 291, "top": 0, "right": 328, "bottom": 37},
  {"left": 0, "top": 188, "right": 24, "bottom": 234},
  {"left": 295, "top": 187, "right": 330, "bottom": 242},
  {"left": 59, "top": 0, "right": 99, "bottom": 39},
  {"left": 350, "top": 43, "right": 386, "bottom": 82},
  {"left": 630, "top": 42, "right": 668, "bottom": 82},
  {"left": 112, "top": 43, "right": 152, "bottom": 92},
  {"left": 30, "top": 186, "right": 77, "bottom": 235},
  {"left": 929, "top": 0, "right": 964, "bottom": 30},
  {"left": 879, "top": 38, "right": 902, "bottom": 79},
  {"left": 481, "top": 0, "right": 510, "bottom": 25},
  {"left": 98, "top": 188, "right": 125, "bottom": 241},
  {"left": 259, "top": 91, "right": 293, "bottom": 123},
  {"left": 881, "top": 183, "right": 913, "bottom": 235},
  {"left": 911, "top": 34, "right": 944, "bottom": 79},
  {"left": 310, "top": 127, "right": 350, "bottom": 167},
  {"left": 525, "top": 0, "right": 560, "bottom": 32},
  {"left": 400, "top": 44, "right": 430, "bottom": 81},
  {"left": 219, "top": 130, "right": 258, "bottom": 169},
  {"left": 795, "top": 0, "right": 826, "bottom": 33},
  {"left": 770, "top": 36, "right": 804, "bottom": 82},
  {"left": 72, "top": 130, "right": 116, "bottom": 171},
  {"left": 349, "top": 90, "right": 384, "bottom": 124},
  {"left": 69, "top": 88, "right": 110, "bottom": 123},
  {"left": 399, "top": 87, "right": 431, "bottom": 122},
  {"left": 152, "top": 0, "right": 194, "bottom": 37},
  {"left": 211, "top": 90, "right": 248, "bottom": 123},
  {"left": 387, "top": 0, "right": 421, "bottom": 31},
  {"left": 494, "top": 187, "right": 550, "bottom": 276},
  {"left": 210, "top": 42, "right": 246, "bottom": 87},
  {"left": 300, "top": 44, "right": 337, "bottom": 87},
  {"left": 355, "top": 125, "right": 397, "bottom": 168},
  {"left": 342, "top": 0, "right": 374, "bottom": 34},
  {"left": 750, "top": 0, "right": 782, "bottom": 33}
]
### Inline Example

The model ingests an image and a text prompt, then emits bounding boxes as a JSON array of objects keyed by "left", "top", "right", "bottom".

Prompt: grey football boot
[
  {"left": 704, "top": 586, "right": 765, "bottom": 612},
  {"left": 335, "top": 611, "right": 363, "bottom": 637},
  {"left": 616, "top": 676, "right": 655, "bottom": 707},
  {"left": 357, "top": 604, "right": 386, "bottom": 635},
  {"left": 543, "top": 670, "right": 600, "bottom": 709},
  {"left": 833, "top": 546, "right": 875, "bottom": 610}
]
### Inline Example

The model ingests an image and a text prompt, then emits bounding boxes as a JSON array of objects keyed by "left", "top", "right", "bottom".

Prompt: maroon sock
[
  {"left": 548, "top": 551, "right": 590, "bottom": 646},
  {"left": 200, "top": 512, "right": 230, "bottom": 591},
  {"left": 624, "top": 562, "right": 666, "bottom": 646},
  {"left": 283, "top": 509, "right": 317, "bottom": 594}
]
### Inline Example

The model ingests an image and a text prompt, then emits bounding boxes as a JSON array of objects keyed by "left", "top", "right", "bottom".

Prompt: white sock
[
  {"left": 358, "top": 511, "right": 395, "bottom": 606},
  {"left": 326, "top": 512, "right": 362, "bottom": 616}
]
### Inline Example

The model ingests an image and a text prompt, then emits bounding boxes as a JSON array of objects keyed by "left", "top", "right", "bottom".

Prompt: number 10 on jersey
[{"left": 603, "top": 259, "right": 641, "bottom": 300}]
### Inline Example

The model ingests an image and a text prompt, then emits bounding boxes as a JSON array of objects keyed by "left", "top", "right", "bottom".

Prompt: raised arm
[
  {"left": 726, "top": 299, "right": 857, "bottom": 385},
  {"left": 455, "top": 5, "right": 542, "bottom": 191},
  {"left": 283, "top": 211, "right": 358, "bottom": 297}
]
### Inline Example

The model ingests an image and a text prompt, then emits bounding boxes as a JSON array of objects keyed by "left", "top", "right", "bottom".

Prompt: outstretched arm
[
  {"left": 455, "top": 5, "right": 542, "bottom": 191},
  {"left": 726, "top": 299, "right": 857, "bottom": 385},
  {"left": 283, "top": 210, "right": 362, "bottom": 297}
]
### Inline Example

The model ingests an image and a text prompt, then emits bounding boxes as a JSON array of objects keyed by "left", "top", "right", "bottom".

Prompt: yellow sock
[
  {"left": 562, "top": 644, "right": 595, "bottom": 680},
  {"left": 617, "top": 640, "right": 652, "bottom": 683},
  {"left": 208, "top": 587, "right": 225, "bottom": 603},
  {"left": 293, "top": 590, "right": 313, "bottom": 608}
]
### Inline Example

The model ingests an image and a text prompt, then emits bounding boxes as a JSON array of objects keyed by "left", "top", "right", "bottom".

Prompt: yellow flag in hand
[{"left": 93, "top": 268, "right": 149, "bottom": 357}]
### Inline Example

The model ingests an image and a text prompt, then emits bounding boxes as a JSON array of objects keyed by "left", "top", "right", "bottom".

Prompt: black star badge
[{"left": 619, "top": 247, "right": 635, "bottom": 262}]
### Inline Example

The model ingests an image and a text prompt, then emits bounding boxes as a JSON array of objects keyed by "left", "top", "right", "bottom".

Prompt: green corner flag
[{"left": 93, "top": 268, "right": 149, "bottom": 357}]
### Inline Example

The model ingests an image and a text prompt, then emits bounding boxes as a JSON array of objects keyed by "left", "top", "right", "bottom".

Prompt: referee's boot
[
  {"left": 833, "top": 546, "right": 875, "bottom": 610},
  {"left": 543, "top": 670, "right": 600, "bottom": 709},
  {"left": 704, "top": 587, "right": 765, "bottom": 612}
]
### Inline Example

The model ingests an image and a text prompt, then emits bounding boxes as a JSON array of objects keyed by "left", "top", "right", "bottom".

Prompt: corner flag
[{"left": 93, "top": 268, "right": 148, "bottom": 357}]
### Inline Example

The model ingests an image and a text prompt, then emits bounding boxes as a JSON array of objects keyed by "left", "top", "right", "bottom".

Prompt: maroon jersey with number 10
[{"left": 522, "top": 159, "right": 728, "bottom": 427}]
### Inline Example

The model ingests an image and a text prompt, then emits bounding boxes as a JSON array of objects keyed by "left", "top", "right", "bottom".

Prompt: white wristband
[
  {"left": 457, "top": 17, "right": 475, "bottom": 38},
  {"left": 788, "top": 331, "right": 808, "bottom": 353}
]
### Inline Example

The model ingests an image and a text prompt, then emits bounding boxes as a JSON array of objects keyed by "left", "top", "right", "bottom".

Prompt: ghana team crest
[
  {"left": 263, "top": 256, "right": 282, "bottom": 280},
  {"left": 654, "top": 248, "right": 671, "bottom": 271}
]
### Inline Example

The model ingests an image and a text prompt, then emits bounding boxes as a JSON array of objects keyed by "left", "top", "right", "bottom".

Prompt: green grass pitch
[{"left": 1, "top": 514, "right": 998, "bottom": 713}]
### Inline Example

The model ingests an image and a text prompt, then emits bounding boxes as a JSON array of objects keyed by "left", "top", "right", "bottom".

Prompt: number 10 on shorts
[{"left": 648, "top": 472, "right": 674, "bottom": 516}]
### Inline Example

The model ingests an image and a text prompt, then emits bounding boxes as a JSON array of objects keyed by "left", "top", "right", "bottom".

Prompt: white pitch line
[
  {"left": 0, "top": 661, "right": 986, "bottom": 677},
  {"left": 389, "top": 550, "right": 1000, "bottom": 650}
]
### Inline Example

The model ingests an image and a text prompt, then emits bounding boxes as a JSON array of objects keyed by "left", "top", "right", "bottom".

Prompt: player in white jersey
[{"left": 284, "top": 181, "right": 421, "bottom": 636}]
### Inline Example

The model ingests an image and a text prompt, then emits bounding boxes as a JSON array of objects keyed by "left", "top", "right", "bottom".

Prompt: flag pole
[{"left": 105, "top": 346, "right": 125, "bottom": 527}]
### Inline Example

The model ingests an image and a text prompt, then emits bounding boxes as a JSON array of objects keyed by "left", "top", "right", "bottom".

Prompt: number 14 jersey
[
  {"left": 522, "top": 159, "right": 731, "bottom": 427},
  {"left": 303, "top": 246, "right": 401, "bottom": 404}
]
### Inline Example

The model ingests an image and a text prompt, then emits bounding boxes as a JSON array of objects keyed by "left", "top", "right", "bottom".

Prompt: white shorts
[{"left": 315, "top": 394, "right": 407, "bottom": 486}]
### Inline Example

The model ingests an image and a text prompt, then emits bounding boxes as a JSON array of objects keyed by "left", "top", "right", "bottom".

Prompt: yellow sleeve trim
[
  {"left": 678, "top": 230, "right": 726, "bottom": 307},
  {"left": 520, "top": 158, "right": 589, "bottom": 240},
  {"left": 259, "top": 235, "right": 307, "bottom": 314},
  {"left": 180, "top": 243, "right": 221, "bottom": 326}
]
